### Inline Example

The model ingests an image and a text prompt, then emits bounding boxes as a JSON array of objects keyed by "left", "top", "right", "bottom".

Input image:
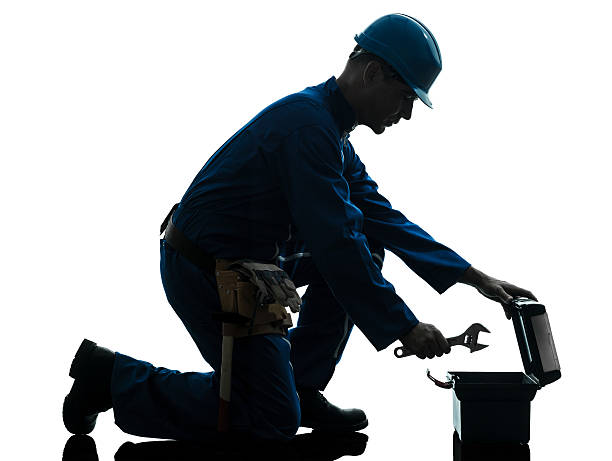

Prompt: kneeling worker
[{"left": 63, "top": 14, "right": 536, "bottom": 441}]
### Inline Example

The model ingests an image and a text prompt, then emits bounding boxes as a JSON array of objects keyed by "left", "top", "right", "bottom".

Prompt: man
[{"left": 63, "top": 14, "right": 536, "bottom": 442}]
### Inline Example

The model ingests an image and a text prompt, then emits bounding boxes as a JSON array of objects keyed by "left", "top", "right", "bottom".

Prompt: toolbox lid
[{"left": 509, "top": 297, "right": 561, "bottom": 387}]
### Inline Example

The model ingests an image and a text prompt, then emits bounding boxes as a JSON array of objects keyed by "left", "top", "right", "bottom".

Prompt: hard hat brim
[{"left": 413, "top": 86, "right": 433, "bottom": 109}]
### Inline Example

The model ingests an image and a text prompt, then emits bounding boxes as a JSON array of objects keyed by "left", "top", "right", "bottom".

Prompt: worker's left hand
[
  {"left": 459, "top": 266, "right": 537, "bottom": 318},
  {"left": 475, "top": 276, "right": 537, "bottom": 306}
]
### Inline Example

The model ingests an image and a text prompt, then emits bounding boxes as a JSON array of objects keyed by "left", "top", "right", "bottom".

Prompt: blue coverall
[{"left": 110, "top": 77, "right": 470, "bottom": 441}]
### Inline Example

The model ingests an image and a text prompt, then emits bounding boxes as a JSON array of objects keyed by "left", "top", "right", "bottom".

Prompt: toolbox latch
[{"left": 426, "top": 369, "right": 453, "bottom": 389}]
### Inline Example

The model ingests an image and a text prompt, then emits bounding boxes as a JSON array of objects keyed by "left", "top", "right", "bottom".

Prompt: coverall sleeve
[
  {"left": 344, "top": 145, "right": 471, "bottom": 294},
  {"left": 278, "top": 125, "right": 418, "bottom": 351}
]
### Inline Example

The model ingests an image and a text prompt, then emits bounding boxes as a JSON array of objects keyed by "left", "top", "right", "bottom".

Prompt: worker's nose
[{"left": 400, "top": 99, "right": 414, "bottom": 121}]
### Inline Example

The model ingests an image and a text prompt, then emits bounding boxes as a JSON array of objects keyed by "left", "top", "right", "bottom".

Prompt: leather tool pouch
[{"left": 215, "top": 260, "right": 293, "bottom": 338}]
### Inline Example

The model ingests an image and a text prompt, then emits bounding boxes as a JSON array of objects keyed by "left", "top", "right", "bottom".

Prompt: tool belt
[
  {"left": 161, "top": 203, "right": 293, "bottom": 337},
  {"left": 215, "top": 259, "right": 293, "bottom": 337}
]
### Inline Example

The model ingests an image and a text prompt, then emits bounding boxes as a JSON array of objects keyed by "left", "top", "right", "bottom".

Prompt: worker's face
[{"left": 359, "top": 62, "right": 417, "bottom": 134}]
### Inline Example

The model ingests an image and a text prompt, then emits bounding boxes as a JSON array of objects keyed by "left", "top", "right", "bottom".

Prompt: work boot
[
  {"left": 63, "top": 339, "right": 115, "bottom": 434},
  {"left": 297, "top": 388, "right": 368, "bottom": 433}
]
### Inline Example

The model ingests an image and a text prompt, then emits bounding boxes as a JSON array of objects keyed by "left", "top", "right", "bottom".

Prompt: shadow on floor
[
  {"left": 62, "top": 430, "right": 533, "bottom": 460},
  {"left": 62, "top": 431, "right": 369, "bottom": 461}
]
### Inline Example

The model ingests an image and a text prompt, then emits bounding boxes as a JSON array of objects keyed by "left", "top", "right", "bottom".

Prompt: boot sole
[
  {"left": 63, "top": 339, "right": 101, "bottom": 435},
  {"left": 302, "top": 418, "right": 369, "bottom": 433}
]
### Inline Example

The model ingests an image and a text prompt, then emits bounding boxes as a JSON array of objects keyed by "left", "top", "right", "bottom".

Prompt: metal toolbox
[{"left": 440, "top": 297, "right": 561, "bottom": 444}]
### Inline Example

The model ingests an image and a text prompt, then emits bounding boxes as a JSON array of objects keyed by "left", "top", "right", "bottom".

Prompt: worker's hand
[
  {"left": 399, "top": 322, "right": 451, "bottom": 359},
  {"left": 475, "top": 277, "right": 537, "bottom": 305},
  {"left": 459, "top": 266, "right": 537, "bottom": 319}
]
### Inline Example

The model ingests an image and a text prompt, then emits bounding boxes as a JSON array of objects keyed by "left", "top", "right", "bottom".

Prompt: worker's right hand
[{"left": 399, "top": 322, "right": 451, "bottom": 359}]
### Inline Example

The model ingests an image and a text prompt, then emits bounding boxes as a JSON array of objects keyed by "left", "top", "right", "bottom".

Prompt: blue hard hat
[{"left": 355, "top": 14, "right": 442, "bottom": 108}]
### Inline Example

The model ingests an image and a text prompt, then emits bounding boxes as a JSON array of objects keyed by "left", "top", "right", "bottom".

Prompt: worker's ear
[{"left": 362, "top": 61, "right": 385, "bottom": 88}]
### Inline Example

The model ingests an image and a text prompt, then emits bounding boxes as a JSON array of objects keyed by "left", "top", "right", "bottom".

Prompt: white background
[{"left": 2, "top": 1, "right": 610, "bottom": 459}]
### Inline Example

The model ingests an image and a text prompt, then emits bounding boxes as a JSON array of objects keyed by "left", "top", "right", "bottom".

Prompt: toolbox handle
[{"left": 426, "top": 369, "right": 453, "bottom": 389}]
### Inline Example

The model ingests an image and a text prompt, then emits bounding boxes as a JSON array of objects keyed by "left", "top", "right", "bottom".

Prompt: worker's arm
[
  {"left": 343, "top": 143, "right": 470, "bottom": 294},
  {"left": 344, "top": 145, "right": 537, "bottom": 312},
  {"left": 278, "top": 125, "right": 421, "bottom": 351}
]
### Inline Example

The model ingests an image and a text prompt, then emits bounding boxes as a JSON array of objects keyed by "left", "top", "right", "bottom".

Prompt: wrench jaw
[
  {"left": 459, "top": 335, "right": 489, "bottom": 353},
  {"left": 465, "top": 323, "right": 490, "bottom": 353},
  {"left": 470, "top": 343, "right": 489, "bottom": 353}
]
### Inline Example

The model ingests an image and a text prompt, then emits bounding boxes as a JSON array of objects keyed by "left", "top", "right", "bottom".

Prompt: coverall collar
[{"left": 325, "top": 76, "right": 357, "bottom": 137}]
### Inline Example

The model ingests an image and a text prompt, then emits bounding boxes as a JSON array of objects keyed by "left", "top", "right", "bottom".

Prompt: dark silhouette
[{"left": 63, "top": 13, "right": 538, "bottom": 448}]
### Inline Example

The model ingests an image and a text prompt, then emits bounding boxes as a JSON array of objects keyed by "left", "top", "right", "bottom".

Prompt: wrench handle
[
  {"left": 393, "top": 333, "right": 465, "bottom": 359},
  {"left": 394, "top": 346, "right": 415, "bottom": 358},
  {"left": 446, "top": 335, "right": 465, "bottom": 347},
  {"left": 394, "top": 335, "right": 460, "bottom": 358}
]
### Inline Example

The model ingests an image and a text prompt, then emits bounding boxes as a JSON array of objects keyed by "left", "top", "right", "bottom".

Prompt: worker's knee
[
  {"left": 255, "top": 390, "right": 300, "bottom": 440},
  {"left": 270, "top": 392, "right": 301, "bottom": 439},
  {"left": 233, "top": 335, "right": 300, "bottom": 440},
  {"left": 284, "top": 394, "right": 301, "bottom": 438}
]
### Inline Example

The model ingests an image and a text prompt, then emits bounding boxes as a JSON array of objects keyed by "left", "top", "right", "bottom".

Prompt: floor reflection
[
  {"left": 453, "top": 431, "right": 530, "bottom": 461},
  {"left": 62, "top": 435, "right": 99, "bottom": 461},
  {"left": 62, "top": 429, "right": 537, "bottom": 460},
  {"left": 63, "top": 431, "right": 368, "bottom": 461}
]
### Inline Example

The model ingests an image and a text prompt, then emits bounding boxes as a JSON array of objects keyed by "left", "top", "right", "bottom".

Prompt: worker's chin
[{"left": 369, "top": 123, "right": 386, "bottom": 135}]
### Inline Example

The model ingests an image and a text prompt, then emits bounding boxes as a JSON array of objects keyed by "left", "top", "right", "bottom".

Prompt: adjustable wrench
[{"left": 394, "top": 323, "right": 490, "bottom": 358}]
